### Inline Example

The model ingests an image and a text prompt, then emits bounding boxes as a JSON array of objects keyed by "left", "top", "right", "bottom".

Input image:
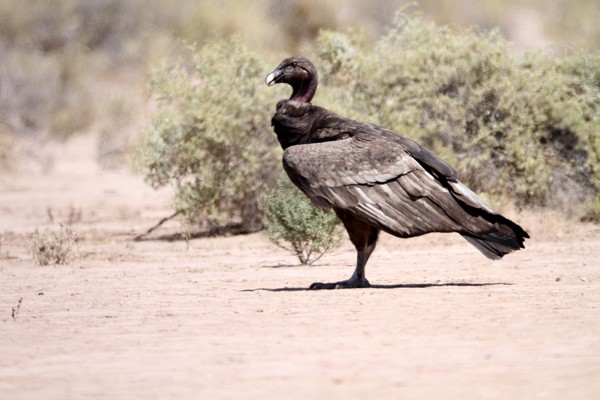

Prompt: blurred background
[{"left": 1, "top": 0, "right": 598, "bottom": 171}]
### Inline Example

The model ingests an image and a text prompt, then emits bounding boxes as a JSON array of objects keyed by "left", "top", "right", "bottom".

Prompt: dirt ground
[{"left": 1, "top": 134, "right": 599, "bottom": 400}]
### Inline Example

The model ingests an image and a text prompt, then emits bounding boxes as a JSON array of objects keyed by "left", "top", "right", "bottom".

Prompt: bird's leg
[
  {"left": 348, "top": 247, "right": 373, "bottom": 285},
  {"left": 310, "top": 213, "right": 379, "bottom": 290},
  {"left": 309, "top": 241, "right": 376, "bottom": 290}
]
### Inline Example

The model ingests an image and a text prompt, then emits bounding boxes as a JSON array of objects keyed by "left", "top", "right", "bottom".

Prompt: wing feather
[{"left": 282, "top": 135, "right": 491, "bottom": 238}]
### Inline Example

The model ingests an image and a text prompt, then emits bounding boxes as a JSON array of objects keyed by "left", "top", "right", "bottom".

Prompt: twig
[
  {"left": 134, "top": 211, "right": 182, "bottom": 241},
  {"left": 11, "top": 297, "right": 22, "bottom": 321}
]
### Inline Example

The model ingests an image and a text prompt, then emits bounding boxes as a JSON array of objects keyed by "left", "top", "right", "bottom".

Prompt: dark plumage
[{"left": 266, "top": 56, "right": 529, "bottom": 289}]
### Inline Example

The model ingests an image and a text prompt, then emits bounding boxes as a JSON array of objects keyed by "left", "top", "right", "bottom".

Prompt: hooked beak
[{"left": 265, "top": 68, "right": 282, "bottom": 86}]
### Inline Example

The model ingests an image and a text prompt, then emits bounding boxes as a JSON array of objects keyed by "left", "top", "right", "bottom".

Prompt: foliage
[
  {"left": 264, "top": 177, "right": 344, "bottom": 265},
  {"left": 137, "top": 38, "right": 279, "bottom": 232},
  {"left": 29, "top": 223, "right": 77, "bottom": 266},
  {"left": 316, "top": 11, "right": 600, "bottom": 220}
]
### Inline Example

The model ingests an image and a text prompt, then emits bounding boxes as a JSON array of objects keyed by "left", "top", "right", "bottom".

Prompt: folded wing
[{"left": 283, "top": 134, "right": 528, "bottom": 258}]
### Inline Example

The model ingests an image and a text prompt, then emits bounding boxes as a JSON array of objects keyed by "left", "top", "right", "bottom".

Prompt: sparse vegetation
[
  {"left": 29, "top": 223, "right": 77, "bottom": 266},
  {"left": 137, "top": 38, "right": 279, "bottom": 233},
  {"left": 264, "top": 177, "right": 344, "bottom": 265}
]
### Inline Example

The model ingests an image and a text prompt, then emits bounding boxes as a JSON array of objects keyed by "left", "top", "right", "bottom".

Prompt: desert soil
[{"left": 1, "top": 134, "right": 599, "bottom": 400}]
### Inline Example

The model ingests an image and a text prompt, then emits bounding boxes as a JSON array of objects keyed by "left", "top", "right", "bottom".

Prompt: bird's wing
[
  {"left": 283, "top": 135, "right": 494, "bottom": 238},
  {"left": 311, "top": 109, "right": 460, "bottom": 181}
]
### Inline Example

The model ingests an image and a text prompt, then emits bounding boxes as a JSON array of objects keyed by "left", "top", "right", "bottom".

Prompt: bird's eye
[{"left": 285, "top": 65, "right": 295, "bottom": 72}]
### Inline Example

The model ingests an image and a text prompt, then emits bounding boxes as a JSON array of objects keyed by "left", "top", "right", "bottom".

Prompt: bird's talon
[
  {"left": 309, "top": 280, "right": 370, "bottom": 290},
  {"left": 309, "top": 282, "right": 338, "bottom": 290}
]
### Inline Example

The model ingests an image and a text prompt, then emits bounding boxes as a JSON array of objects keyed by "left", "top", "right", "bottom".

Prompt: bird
[{"left": 265, "top": 56, "right": 529, "bottom": 289}]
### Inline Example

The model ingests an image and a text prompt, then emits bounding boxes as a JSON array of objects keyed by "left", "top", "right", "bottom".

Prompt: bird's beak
[{"left": 265, "top": 68, "right": 282, "bottom": 86}]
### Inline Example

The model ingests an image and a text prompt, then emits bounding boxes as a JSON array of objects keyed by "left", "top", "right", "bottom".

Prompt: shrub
[
  {"left": 316, "top": 11, "right": 600, "bottom": 220},
  {"left": 29, "top": 223, "right": 77, "bottom": 266},
  {"left": 137, "top": 38, "right": 279, "bottom": 232},
  {"left": 264, "top": 177, "right": 344, "bottom": 265}
]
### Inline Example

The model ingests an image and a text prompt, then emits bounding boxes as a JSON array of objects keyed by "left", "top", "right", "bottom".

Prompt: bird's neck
[
  {"left": 271, "top": 101, "right": 315, "bottom": 149},
  {"left": 290, "top": 76, "right": 317, "bottom": 103}
]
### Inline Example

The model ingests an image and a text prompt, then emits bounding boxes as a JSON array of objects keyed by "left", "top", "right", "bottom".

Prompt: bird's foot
[{"left": 309, "top": 278, "right": 370, "bottom": 290}]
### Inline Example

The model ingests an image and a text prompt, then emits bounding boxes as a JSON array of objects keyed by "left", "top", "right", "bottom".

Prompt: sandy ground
[{"left": 1, "top": 134, "right": 600, "bottom": 400}]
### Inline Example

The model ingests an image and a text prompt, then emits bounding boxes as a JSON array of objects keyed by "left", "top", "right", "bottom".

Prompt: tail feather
[
  {"left": 461, "top": 216, "right": 529, "bottom": 260},
  {"left": 448, "top": 179, "right": 530, "bottom": 260},
  {"left": 462, "top": 235, "right": 516, "bottom": 260}
]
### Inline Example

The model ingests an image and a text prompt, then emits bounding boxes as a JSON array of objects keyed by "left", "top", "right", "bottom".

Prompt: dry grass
[{"left": 28, "top": 223, "right": 77, "bottom": 265}]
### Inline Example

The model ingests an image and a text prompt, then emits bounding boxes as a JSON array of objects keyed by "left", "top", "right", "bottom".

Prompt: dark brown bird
[{"left": 266, "top": 56, "right": 529, "bottom": 289}]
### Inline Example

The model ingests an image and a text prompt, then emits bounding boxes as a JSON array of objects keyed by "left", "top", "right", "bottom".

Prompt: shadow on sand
[{"left": 242, "top": 282, "right": 512, "bottom": 292}]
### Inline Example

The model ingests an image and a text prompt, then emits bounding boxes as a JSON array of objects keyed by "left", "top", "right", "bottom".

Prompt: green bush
[
  {"left": 315, "top": 11, "right": 600, "bottom": 220},
  {"left": 137, "top": 38, "right": 279, "bottom": 232},
  {"left": 264, "top": 177, "right": 343, "bottom": 265}
]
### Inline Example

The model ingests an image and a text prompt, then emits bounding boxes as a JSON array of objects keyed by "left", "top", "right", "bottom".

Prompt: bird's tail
[
  {"left": 460, "top": 215, "right": 529, "bottom": 260},
  {"left": 448, "top": 179, "right": 529, "bottom": 260}
]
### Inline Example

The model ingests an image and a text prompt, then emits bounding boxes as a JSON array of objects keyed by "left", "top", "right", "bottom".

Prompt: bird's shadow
[{"left": 242, "top": 282, "right": 512, "bottom": 292}]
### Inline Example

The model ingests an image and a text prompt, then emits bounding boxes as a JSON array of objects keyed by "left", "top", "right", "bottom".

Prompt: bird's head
[{"left": 265, "top": 56, "right": 318, "bottom": 103}]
